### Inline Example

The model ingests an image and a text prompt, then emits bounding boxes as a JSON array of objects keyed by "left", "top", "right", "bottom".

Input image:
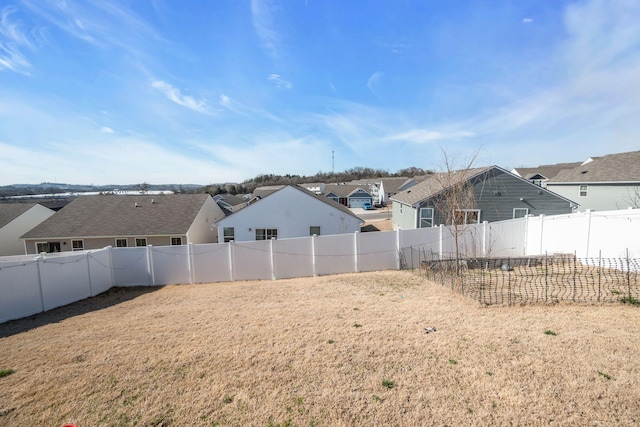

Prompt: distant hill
[{"left": 0, "top": 182, "right": 202, "bottom": 198}]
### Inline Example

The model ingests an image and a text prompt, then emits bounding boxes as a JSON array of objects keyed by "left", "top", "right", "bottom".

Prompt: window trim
[
  {"left": 71, "top": 239, "right": 84, "bottom": 251},
  {"left": 115, "top": 238, "right": 128, "bottom": 248},
  {"left": 309, "top": 226, "right": 321, "bottom": 236},
  {"left": 579, "top": 185, "right": 588, "bottom": 197},
  {"left": 135, "top": 237, "right": 147, "bottom": 247},
  {"left": 419, "top": 207, "right": 434, "bottom": 228},
  {"left": 453, "top": 209, "right": 481, "bottom": 225},
  {"left": 513, "top": 208, "right": 529, "bottom": 219},
  {"left": 170, "top": 237, "right": 182, "bottom": 246},
  {"left": 36, "top": 242, "right": 49, "bottom": 253},
  {"left": 255, "top": 228, "right": 278, "bottom": 241},
  {"left": 223, "top": 227, "right": 235, "bottom": 243}
]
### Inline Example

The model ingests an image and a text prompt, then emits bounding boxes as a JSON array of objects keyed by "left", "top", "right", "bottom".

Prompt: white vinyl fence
[{"left": 2, "top": 208, "right": 639, "bottom": 323}]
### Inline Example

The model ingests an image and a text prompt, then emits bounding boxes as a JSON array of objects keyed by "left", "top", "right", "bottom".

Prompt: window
[
  {"left": 135, "top": 238, "right": 147, "bottom": 247},
  {"left": 71, "top": 240, "right": 84, "bottom": 251},
  {"left": 513, "top": 208, "right": 528, "bottom": 219},
  {"left": 223, "top": 227, "right": 235, "bottom": 243},
  {"left": 115, "top": 238, "right": 127, "bottom": 248},
  {"left": 579, "top": 185, "right": 588, "bottom": 197},
  {"left": 256, "top": 228, "right": 277, "bottom": 240},
  {"left": 454, "top": 209, "right": 480, "bottom": 225},
  {"left": 170, "top": 237, "right": 182, "bottom": 246},
  {"left": 36, "top": 242, "right": 60, "bottom": 253},
  {"left": 419, "top": 208, "right": 434, "bottom": 228},
  {"left": 309, "top": 226, "right": 321, "bottom": 236}
]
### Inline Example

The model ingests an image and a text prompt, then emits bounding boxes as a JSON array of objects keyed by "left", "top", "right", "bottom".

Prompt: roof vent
[
  {"left": 135, "top": 202, "right": 138, "bottom": 207},
  {"left": 151, "top": 198, "right": 154, "bottom": 204}
]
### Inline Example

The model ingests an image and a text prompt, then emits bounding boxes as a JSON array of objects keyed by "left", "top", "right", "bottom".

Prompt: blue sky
[{"left": 1, "top": 0, "right": 639, "bottom": 186}]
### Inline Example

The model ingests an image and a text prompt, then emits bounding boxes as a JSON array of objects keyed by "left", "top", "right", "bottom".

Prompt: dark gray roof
[
  {"left": 324, "top": 184, "right": 372, "bottom": 198},
  {"left": 512, "top": 162, "right": 582, "bottom": 180},
  {"left": 390, "top": 167, "right": 493, "bottom": 206},
  {"left": 0, "top": 203, "right": 40, "bottom": 228},
  {"left": 548, "top": 151, "right": 640, "bottom": 183},
  {"left": 21, "top": 194, "right": 213, "bottom": 239}
]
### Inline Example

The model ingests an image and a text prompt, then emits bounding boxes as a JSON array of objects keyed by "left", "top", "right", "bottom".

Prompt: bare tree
[
  {"left": 621, "top": 185, "right": 640, "bottom": 209},
  {"left": 430, "top": 148, "right": 480, "bottom": 264}
]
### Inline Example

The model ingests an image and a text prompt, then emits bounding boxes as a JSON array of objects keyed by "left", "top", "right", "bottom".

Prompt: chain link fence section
[{"left": 401, "top": 248, "right": 640, "bottom": 306}]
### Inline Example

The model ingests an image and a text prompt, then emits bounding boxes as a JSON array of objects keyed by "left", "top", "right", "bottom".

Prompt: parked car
[{"left": 363, "top": 202, "right": 374, "bottom": 210}]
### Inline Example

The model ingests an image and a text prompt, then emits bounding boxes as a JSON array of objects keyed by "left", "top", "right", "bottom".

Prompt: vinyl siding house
[
  {"left": 324, "top": 184, "right": 374, "bottom": 208},
  {"left": 21, "top": 194, "right": 226, "bottom": 254},
  {"left": 511, "top": 162, "right": 581, "bottom": 188},
  {"left": 545, "top": 150, "right": 640, "bottom": 211},
  {"left": 214, "top": 185, "right": 363, "bottom": 242},
  {"left": 391, "top": 166, "right": 577, "bottom": 230},
  {"left": 0, "top": 203, "right": 55, "bottom": 256}
]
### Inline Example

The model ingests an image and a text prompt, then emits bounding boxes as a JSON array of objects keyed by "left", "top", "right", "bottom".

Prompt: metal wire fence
[{"left": 401, "top": 248, "right": 640, "bottom": 306}]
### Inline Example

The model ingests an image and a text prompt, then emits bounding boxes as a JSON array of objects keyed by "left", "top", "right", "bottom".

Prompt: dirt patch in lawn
[{"left": 1, "top": 271, "right": 639, "bottom": 426}]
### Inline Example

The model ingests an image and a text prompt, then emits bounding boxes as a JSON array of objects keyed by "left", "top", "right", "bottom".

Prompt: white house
[
  {"left": 0, "top": 203, "right": 55, "bottom": 256},
  {"left": 214, "top": 185, "right": 364, "bottom": 242}
]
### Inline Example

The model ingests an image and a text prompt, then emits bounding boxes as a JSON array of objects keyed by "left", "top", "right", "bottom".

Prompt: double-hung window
[
  {"left": 71, "top": 240, "right": 84, "bottom": 251},
  {"left": 256, "top": 228, "right": 277, "bottom": 240},
  {"left": 419, "top": 208, "right": 434, "bottom": 228},
  {"left": 135, "top": 238, "right": 147, "bottom": 247},
  {"left": 223, "top": 227, "right": 235, "bottom": 242},
  {"left": 579, "top": 185, "right": 588, "bottom": 197},
  {"left": 115, "top": 238, "right": 127, "bottom": 248},
  {"left": 170, "top": 237, "right": 182, "bottom": 245},
  {"left": 513, "top": 208, "right": 528, "bottom": 219}
]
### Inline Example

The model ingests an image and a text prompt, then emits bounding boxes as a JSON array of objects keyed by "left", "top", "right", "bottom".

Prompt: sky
[{"left": 1, "top": 0, "right": 639, "bottom": 186}]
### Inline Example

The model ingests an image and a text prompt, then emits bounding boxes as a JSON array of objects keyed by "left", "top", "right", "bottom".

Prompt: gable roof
[
  {"left": 378, "top": 177, "right": 416, "bottom": 194},
  {"left": 217, "top": 185, "right": 362, "bottom": 223},
  {"left": 547, "top": 150, "right": 640, "bottom": 183},
  {"left": 391, "top": 167, "right": 492, "bottom": 206},
  {"left": 512, "top": 162, "right": 582, "bottom": 180},
  {"left": 21, "top": 194, "right": 215, "bottom": 239},
  {"left": 0, "top": 203, "right": 41, "bottom": 228},
  {"left": 324, "top": 184, "right": 372, "bottom": 198}
]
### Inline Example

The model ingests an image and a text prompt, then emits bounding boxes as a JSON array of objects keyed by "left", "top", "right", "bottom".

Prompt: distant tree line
[{"left": 198, "top": 166, "right": 432, "bottom": 195}]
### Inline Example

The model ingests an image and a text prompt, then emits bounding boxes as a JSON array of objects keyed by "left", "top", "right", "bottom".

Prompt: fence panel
[
  {"left": 358, "top": 231, "right": 398, "bottom": 272},
  {"left": 0, "top": 260, "right": 41, "bottom": 323},
  {"left": 232, "top": 241, "right": 272, "bottom": 281},
  {"left": 315, "top": 234, "right": 356, "bottom": 276},
  {"left": 273, "top": 237, "right": 314, "bottom": 279},
  {"left": 538, "top": 213, "right": 589, "bottom": 256},
  {"left": 39, "top": 254, "right": 91, "bottom": 311},
  {"left": 191, "top": 243, "right": 232, "bottom": 283},
  {"left": 151, "top": 245, "right": 190, "bottom": 285},
  {"left": 111, "top": 247, "right": 151, "bottom": 286},
  {"left": 88, "top": 249, "right": 113, "bottom": 295},
  {"left": 487, "top": 218, "right": 526, "bottom": 257},
  {"left": 587, "top": 211, "right": 640, "bottom": 259}
]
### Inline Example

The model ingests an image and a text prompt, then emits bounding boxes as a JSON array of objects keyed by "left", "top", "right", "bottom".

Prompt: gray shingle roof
[
  {"left": 0, "top": 203, "right": 39, "bottom": 228},
  {"left": 390, "top": 167, "right": 492, "bottom": 206},
  {"left": 21, "top": 194, "right": 213, "bottom": 239},
  {"left": 547, "top": 151, "right": 640, "bottom": 183},
  {"left": 324, "top": 184, "right": 371, "bottom": 198},
  {"left": 512, "top": 162, "right": 582, "bottom": 180}
]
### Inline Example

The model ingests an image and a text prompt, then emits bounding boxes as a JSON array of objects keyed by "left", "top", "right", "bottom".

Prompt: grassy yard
[{"left": 1, "top": 270, "right": 639, "bottom": 426}]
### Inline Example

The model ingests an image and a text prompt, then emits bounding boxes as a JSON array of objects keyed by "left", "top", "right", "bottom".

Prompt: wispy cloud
[
  {"left": 268, "top": 73, "right": 292, "bottom": 89},
  {"left": 0, "top": 6, "right": 33, "bottom": 74},
  {"left": 251, "top": 0, "right": 280, "bottom": 58},
  {"left": 100, "top": 126, "right": 114, "bottom": 133},
  {"left": 522, "top": 18, "right": 533, "bottom": 24},
  {"left": 367, "top": 71, "right": 383, "bottom": 99},
  {"left": 151, "top": 79, "right": 210, "bottom": 114},
  {"left": 386, "top": 129, "right": 475, "bottom": 144}
]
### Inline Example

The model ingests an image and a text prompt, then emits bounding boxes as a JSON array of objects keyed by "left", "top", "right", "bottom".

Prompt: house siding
[
  {"left": 392, "top": 201, "right": 417, "bottom": 230},
  {"left": 547, "top": 183, "right": 640, "bottom": 211},
  {"left": 187, "top": 196, "right": 224, "bottom": 243},
  {"left": 216, "top": 186, "right": 362, "bottom": 242},
  {"left": 0, "top": 205, "right": 55, "bottom": 256}
]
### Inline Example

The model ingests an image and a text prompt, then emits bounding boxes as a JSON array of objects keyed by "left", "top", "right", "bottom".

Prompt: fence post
[
  {"left": 508, "top": 256, "right": 512, "bottom": 306},
  {"left": 482, "top": 221, "right": 488, "bottom": 257},
  {"left": 539, "top": 214, "right": 545, "bottom": 255},
  {"left": 188, "top": 243, "right": 195, "bottom": 285},
  {"left": 228, "top": 241, "right": 235, "bottom": 282},
  {"left": 544, "top": 252, "right": 548, "bottom": 302},
  {"left": 147, "top": 245, "right": 155, "bottom": 286},
  {"left": 439, "top": 224, "right": 444, "bottom": 260},
  {"left": 107, "top": 246, "right": 115, "bottom": 287},
  {"left": 311, "top": 234, "right": 317, "bottom": 277},
  {"left": 35, "top": 256, "right": 45, "bottom": 312},
  {"left": 354, "top": 231, "right": 359, "bottom": 273},
  {"left": 270, "top": 238, "right": 276, "bottom": 280},
  {"left": 598, "top": 250, "right": 602, "bottom": 302},
  {"left": 627, "top": 248, "right": 632, "bottom": 301},
  {"left": 585, "top": 209, "right": 593, "bottom": 258},
  {"left": 573, "top": 251, "right": 577, "bottom": 302},
  {"left": 395, "top": 228, "right": 401, "bottom": 270},
  {"left": 86, "top": 252, "right": 94, "bottom": 296}
]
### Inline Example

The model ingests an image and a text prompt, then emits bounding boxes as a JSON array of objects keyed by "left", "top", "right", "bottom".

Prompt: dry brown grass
[{"left": 1, "top": 270, "right": 639, "bottom": 426}]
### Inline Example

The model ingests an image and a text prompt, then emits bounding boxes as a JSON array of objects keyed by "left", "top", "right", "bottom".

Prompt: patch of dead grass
[{"left": 1, "top": 271, "right": 639, "bottom": 426}]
